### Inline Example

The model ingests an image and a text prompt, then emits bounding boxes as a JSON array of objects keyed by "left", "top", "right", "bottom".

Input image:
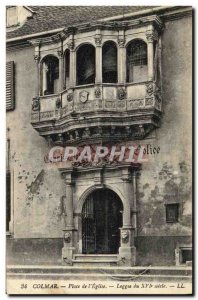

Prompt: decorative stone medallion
[
  {"left": 67, "top": 93, "right": 73, "bottom": 102},
  {"left": 79, "top": 90, "right": 89, "bottom": 103},
  {"left": 121, "top": 231, "right": 129, "bottom": 243},
  {"left": 118, "top": 87, "right": 126, "bottom": 100},
  {"left": 64, "top": 232, "right": 71, "bottom": 243},
  {"left": 32, "top": 97, "right": 40, "bottom": 111}
]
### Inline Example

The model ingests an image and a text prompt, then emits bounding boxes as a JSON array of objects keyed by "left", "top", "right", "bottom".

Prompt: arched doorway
[{"left": 82, "top": 189, "right": 123, "bottom": 254}]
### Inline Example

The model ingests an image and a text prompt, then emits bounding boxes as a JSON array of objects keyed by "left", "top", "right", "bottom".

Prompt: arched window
[
  {"left": 102, "top": 41, "right": 117, "bottom": 83},
  {"left": 77, "top": 44, "right": 95, "bottom": 85},
  {"left": 127, "top": 39, "right": 147, "bottom": 83},
  {"left": 41, "top": 55, "right": 59, "bottom": 95},
  {"left": 64, "top": 49, "right": 70, "bottom": 89}
]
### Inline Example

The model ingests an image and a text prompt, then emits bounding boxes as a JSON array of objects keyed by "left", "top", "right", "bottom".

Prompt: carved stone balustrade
[{"left": 31, "top": 81, "right": 162, "bottom": 145}]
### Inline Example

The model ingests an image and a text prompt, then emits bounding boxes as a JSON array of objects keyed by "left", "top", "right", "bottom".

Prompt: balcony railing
[{"left": 31, "top": 81, "right": 162, "bottom": 124}]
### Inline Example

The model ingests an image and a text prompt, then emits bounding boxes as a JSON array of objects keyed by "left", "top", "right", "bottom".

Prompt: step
[
  {"left": 7, "top": 265, "right": 192, "bottom": 276},
  {"left": 6, "top": 272, "right": 192, "bottom": 282},
  {"left": 72, "top": 259, "right": 118, "bottom": 267},
  {"left": 73, "top": 254, "right": 118, "bottom": 261}
]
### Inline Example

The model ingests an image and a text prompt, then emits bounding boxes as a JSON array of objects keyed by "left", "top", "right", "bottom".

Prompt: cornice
[{"left": 6, "top": 6, "right": 192, "bottom": 49}]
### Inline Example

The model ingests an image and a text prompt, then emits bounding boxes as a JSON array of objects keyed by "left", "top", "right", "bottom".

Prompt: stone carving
[
  {"left": 34, "top": 54, "right": 40, "bottom": 62},
  {"left": 146, "top": 83, "right": 154, "bottom": 96},
  {"left": 128, "top": 99, "right": 144, "bottom": 109},
  {"left": 145, "top": 97, "right": 154, "bottom": 106},
  {"left": 79, "top": 90, "right": 89, "bottom": 103},
  {"left": 105, "top": 101, "right": 116, "bottom": 109},
  {"left": 82, "top": 127, "right": 91, "bottom": 138},
  {"left": 63, "top": 257, "right": 72, "bottom": 265},
  {"left": 95, "top": 87, "right": 101, "bottom": 98},
  {"left": 117, "top": 100, "right": 126, "bottom": 109},
  {"left": 64, "top": 232, "right": 71, "bottom": 243},
  {"left": 146, "top": 31, "right": 157, "bottom": 43},
  {"left": 56, "top": 98, "right": 61, "bottom": 109},
  {"left": 121, "top": 231, "right": 129, "bottom": 243},
  {"left": 117, "top": 87, "right": 126, "bottom": 100},
  {"left": 74, "top": 130, "right": 79, "bottom": 139},
  {"left": 94, "top": 36, "right": 102, "bottom": 46},
  {"left": 118, "top": 37, "right": 125, "bottom": 47},
  {"left": 67, "top": 93, "right": 73, "bottom": 102},
  {"left": 32, "top": 97, "right": 40, "bottom": 111},
  {"left": 40, "top": 111, "right": 54, "bottom": 120},
  {"left": 57, "top": 49, "right": 63, "bottom": 57},
  {"left": 67, "top": 40, "right": 75, "bottom": 50}
]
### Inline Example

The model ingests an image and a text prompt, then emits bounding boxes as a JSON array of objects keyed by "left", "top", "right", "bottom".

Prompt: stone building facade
[{"left": 6, "top": 6, "right": 192, "bottom": 267}]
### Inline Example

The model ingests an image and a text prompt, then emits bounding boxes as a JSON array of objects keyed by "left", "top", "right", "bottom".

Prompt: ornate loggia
[{"left": 30, "top": 15, "right": 163, "bottom": 145}]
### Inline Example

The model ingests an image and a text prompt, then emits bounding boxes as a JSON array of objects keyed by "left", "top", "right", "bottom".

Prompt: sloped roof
[{"left": 7, "top": 6, "right": 157, "bottom": 40}]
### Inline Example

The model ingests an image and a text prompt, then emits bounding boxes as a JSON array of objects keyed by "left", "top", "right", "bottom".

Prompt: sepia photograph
[{"left": 5, "top": 4, "right": 193, "bottom": 295}]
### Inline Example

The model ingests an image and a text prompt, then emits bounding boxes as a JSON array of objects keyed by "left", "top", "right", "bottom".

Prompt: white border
[{"left": 1, "top": 1, "right": 196, "bottom": 299}]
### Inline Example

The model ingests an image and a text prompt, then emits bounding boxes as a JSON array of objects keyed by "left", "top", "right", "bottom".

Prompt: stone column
[
  {"left": 34, "top": 54, "right": 41, "bottom": 96},
  {"left": 42, "top": 63, "right": 48, "bottom": 95},
  {"left": 132, "top": 170, "right": 138, "bottom": 235},
  {"left": 95, "top": 33, "right": 102, "bottom": 84},
  {"left": 68, "top": 41, "right": 76, "bottom": 88},
  {"left": 62, "top": 170, "right": 76, "bottom": 265},
  {"left": 146, "top": 32, "right": 155, "bottom": 81},
  {"left": 58, "top": 50, "right": 64, "bottom": 92},
  {"left": 118, "top": 34, "right": 126, "bottom": 84},
  {"left": 118, "top": 167, "right": 136, "bottom": 266}
]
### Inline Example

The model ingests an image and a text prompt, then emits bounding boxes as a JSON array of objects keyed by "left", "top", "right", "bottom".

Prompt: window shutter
[{"left": 6, "top": 61, "right": 15, "bottom": 111}]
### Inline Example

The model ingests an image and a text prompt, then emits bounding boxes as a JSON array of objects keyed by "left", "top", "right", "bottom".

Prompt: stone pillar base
[
  {"left": 62, "top": 228, "right": 76, "bottom": 265},
  {"left": 118, "top": 246, "right": 136, "bottom": 266},
  {"left": 62, "top": 246, "right": 75, "bottom": 265}
]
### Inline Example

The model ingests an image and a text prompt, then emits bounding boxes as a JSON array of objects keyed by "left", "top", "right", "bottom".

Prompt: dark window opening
[
  {"left": 64, "top": 49, "right": 70, "bottom": 89},
  {"left": 181, "top": 249, "right": 192, "bottom": 264},
  {"left": 6, "top": 171, "right": 11, "bottom": 232},
  {"left": 102, "top": 41, "right": 117, "bottom": 83},
  {"left": 41, "top": 55, "right": 59, "bottom": 95},
  {"left": 166, "top": 203, "right": 179, "bottom": 223},
  {"left": 77, "top": 44, "right": 95, "bottom": 85},
  {"left": 127, "top": 39, "right": 147, "bottom": 82}
]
